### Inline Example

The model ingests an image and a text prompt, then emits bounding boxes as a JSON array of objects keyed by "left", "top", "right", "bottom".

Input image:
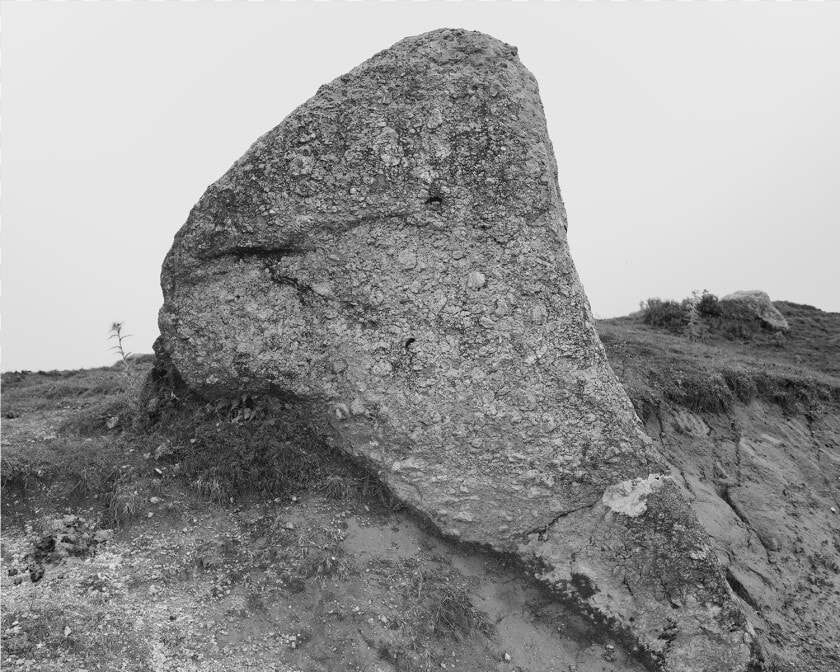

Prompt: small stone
[
  {"left": 503, "top": 652, "right": 511, "bottom": 661},
  {"left": 149, "top": 497, "right": 161, "bottom": 504},
  {"left": 398, "top": 250, "right": 417, "bottom": 269},
  {"left": 531, "top": 303, "right": 548, "bottom": 324},
  {"left": 467, "top": 270, "right": 486, "bottom": 289},
  {"left": 284, "top": 522, "right": 295, "bottom": 530},
  {"left": 372, "top": 361, "right": 392, "bottom": 376},
  {"left": 312, "top": 282, "right": 332, "bottom": 297}
]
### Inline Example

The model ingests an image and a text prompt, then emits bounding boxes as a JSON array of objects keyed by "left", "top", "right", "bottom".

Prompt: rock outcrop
[
  {"left": 159, "top": 29, "right": 757, "bottom": 670},
  {"left": 721, "top": 290, "right": 789, "bottom": 331}
]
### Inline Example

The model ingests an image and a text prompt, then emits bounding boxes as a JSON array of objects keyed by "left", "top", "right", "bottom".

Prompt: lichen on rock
[{"left": 158, "top": 28, "right": 759, "bottom": 671}]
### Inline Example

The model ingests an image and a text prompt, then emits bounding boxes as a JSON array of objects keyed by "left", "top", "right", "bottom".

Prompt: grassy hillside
[{"left": 598, "top": 301, "right": 840, "bottom": 419}]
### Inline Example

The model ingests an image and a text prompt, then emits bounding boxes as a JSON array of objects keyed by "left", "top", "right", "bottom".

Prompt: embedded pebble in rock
[
  {"left": 467, "top": 271, "right": 486, "bottom": 289},
  {"left": 158, "top": 29, "right": 758, "bottom": 672}
]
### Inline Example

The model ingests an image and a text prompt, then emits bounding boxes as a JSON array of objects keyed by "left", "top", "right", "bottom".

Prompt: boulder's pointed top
[
  {"left": 313, "top": 27, "right": 534, "bottom": 104},
  {"left": 381, "top": 27, "right": 520, "bottom": 57}
]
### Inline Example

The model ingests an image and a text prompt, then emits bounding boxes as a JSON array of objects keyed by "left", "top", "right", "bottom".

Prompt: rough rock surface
[
  {"left": 159, "top": 29, "right": 756, "bottom": 670},
  {"left": 721, "top": 290, "right": 789, "bottom": 331},
  {"left": 643, "top": 399, "right": 840, "bottom": 672}
]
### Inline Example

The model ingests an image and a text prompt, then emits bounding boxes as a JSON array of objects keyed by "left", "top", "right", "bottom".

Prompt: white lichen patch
[{"left": 601, "top": 474, "right": 666, "bottom": 517}]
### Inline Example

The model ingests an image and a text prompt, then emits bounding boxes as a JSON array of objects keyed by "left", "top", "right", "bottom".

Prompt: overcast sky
[{"left": 3, "top": 2, "right": 839, "bottom": 372}]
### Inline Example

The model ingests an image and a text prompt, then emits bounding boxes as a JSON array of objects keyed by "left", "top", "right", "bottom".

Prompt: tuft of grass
[
  {"left": 106, "top": 476, "right": 143, "bottom": 528},
  {"left": 166, "top": 408, "right": 330, "bottom": 502},
  {"left": 384, "top": 559, "right": 494, "bottom": 643},
  {"left": 720, "top": 369, "right": 758, "bottom": 404},
  {"left": 660, "top": 368, "right": 734, "bottom": 414},
  {"left": 598, "top": 312, "right": 840, "bottom": 418},
  {"left": 58, "top": 394, "right": 136, "bottom": 436},
  {"left": 430, "top": 583, "right": 493, "bottom": 640},
  {"left": 320, "top": 474, "right": 354, "bottom": 501},
  {"left": 1, "top": 437, "right": 125, "bottom": 501}
]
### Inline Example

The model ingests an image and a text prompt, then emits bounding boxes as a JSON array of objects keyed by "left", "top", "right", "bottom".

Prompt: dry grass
[
  {"left": 598, "top": 301, "right": 840, "bottom": 420},
  {"left": 1, "top": 604, "right": 150, "bottom": 670}
]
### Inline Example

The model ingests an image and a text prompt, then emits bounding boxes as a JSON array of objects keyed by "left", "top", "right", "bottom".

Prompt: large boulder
[
  {"left": 159, "top": 29, "right": 757, "bottom": 670},
  {"left": 721, "top": 290, "right": 789, "bottom": 331}
]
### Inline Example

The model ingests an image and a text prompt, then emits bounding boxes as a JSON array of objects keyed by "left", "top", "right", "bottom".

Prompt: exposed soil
[
  {"left": 2, "top": 300, "right": 839, "bottom": 671},
  {"left": 1, "top": 368, "right": 640, "bottom": 672},
  {"left": 599, "top": 301, "right": 840, "bottom": 671}
]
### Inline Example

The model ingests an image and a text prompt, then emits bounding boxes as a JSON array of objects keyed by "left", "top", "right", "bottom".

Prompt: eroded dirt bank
[
  {"left": 644, "top": 399, "right": 839, "bottom": 672},
  {"left": 599, "top": 301, "right": 840, "bottom": 672}
]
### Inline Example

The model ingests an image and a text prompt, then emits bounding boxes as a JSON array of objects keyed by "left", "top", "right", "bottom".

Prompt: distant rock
[
  {"left": 721, "top": 290, "right": 789, "bottom": 331},
  {"left": 158, "top": 29, "right": 756, "bottom": 671}
]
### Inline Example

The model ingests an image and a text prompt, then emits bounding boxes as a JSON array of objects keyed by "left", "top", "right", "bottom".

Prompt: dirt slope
[
  {"left": 2, "top": 300, "right": 838, "bottom": 671},
  {"left": 599, "top": 301, "right": 840, "bottom": 671},
  {"left": 1, "top": 365, "right": 641, "bottom": 672}
]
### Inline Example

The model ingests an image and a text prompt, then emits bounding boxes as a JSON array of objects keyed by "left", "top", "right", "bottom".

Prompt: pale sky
[{"left": 3, "top": 2, "right": 839, "bottom": 372}]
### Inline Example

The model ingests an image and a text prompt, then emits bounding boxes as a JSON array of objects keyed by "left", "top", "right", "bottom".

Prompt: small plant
[
  {"left": 106, "top": 477, "right": 141, "bottom": 528},
  {"left": 683, "top": 291, "right": 704, "bottom": 341},
  {"left": 682, "top": 289, "right": 721, "bottom": 341},
  {"left": 320, "top": 474, "right": 353, "bottom": 500},
  {"left": 191, "top": 476, "right": 225, "bottom": 504},
  {"left": 109, "top": 322, "right": 135, "bottom": 383}
]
